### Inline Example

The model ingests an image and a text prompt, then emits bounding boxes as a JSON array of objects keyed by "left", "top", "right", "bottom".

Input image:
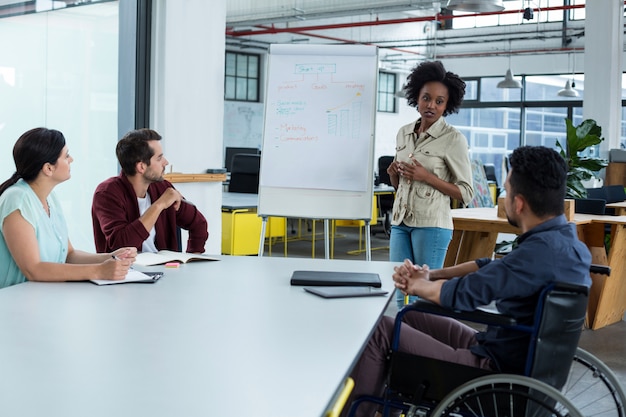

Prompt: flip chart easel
[{"left": 257, "top": 44, "right": 378, "bottom": 259}]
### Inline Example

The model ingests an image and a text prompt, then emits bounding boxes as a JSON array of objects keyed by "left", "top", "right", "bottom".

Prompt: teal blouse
[{"left": 0, "top": 179, "right": 68, "bottom": 289}]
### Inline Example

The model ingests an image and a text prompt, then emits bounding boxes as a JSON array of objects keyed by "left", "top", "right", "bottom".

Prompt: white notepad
[{"left": 90, "top": 270, "right": 163, "bottom": 285}]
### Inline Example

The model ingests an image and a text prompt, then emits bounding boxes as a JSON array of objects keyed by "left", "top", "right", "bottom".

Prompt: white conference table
[{"left": 0, "top": 255, "right": 395, "bottom": 417}]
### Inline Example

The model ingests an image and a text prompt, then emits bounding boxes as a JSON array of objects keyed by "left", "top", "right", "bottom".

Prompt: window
[
  {"left": 225, "top": 51, "right": 260, "bottom": 102},
  {"left": 446, "top": 72, "right": 603, "bottom": 184},
  {"left": 448, "top": 107, "right": 522, "bottom": 185},
  {"left": 377, "top": 71, "right": 397, "bottom": 113},
  {"left": 463, "top": 79, "right": 479, "bottom": 102}
]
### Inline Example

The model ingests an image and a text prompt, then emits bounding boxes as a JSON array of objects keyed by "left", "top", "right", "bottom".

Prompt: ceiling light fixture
[
  {"left": 445, "top": 0, "right": 505, "bottom": 12},
  {"left": 557, "top": 53, "right": 579, "bottom": 97},
  {"left": 557, "top": 80, "right": 578, "bottom": 97},
  {"left": 497, "top": 40, "right": 522, "bottom": 89}
]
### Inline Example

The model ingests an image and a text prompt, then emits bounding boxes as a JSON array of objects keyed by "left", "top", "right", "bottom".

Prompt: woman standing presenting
[
  {"left": 387, "top": 61, "right": 474, "bottom": 308},
  {"left": 0, "top": 127, "right": 136, "bottom": 289}
]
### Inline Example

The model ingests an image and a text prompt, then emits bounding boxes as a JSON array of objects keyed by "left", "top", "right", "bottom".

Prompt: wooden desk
[
  {"left": 445, "top": 207, "right": 626, "bottom": 330},
  {"left": 606, "top": 200, "right": 626, "bottom": 216},
  {"left": 164, "top": 172, "right": 227, "bottom": 183},
  {"left": 0, "top": 256, "right": 395, "bottom": 417}
]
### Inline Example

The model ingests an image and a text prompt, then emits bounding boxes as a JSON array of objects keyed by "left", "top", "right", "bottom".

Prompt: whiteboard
[{"left": 258, "top": 44, "right": 378, "bottom": 220}]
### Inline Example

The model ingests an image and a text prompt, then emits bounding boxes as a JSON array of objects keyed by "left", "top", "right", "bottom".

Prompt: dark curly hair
[
  {"left": 403, "top": 60, "right": 466, "bottom": 116},
  {"left": 508, "top": 146, "right": 567, "bottom": 217}
]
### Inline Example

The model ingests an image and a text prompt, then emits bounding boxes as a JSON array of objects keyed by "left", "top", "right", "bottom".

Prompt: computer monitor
[{"left": 224, "top": 147, "right": 259, "bottom": 172}]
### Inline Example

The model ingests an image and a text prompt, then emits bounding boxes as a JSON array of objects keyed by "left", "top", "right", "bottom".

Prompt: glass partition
[
  {"left": 0, "top": 1, "right": 119, "bottom": 251},
  {"left": 447, "top": 107, "right": 521, "bottom": 187}
]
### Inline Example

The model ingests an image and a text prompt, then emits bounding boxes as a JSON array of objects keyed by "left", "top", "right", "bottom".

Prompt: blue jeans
[{"left": 389, "top": 225, "right": 452, "bottom": 308}]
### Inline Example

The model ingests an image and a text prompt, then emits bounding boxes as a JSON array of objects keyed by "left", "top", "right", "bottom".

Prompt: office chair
[
  {"left": 483, "top": 163, "right": 497, "bottom": 184},
  {"left": 574, "top": 198, "right": 606, "bottom": 215},
  {"left": 228, "top": 153, "right": 260, "bottom": 194},
  {"left": 375, "top": 156, "right": 394, "bottom": 186},
  {"left": 602, "top": 185, "right": 626, "bottom": 216},
  {"left": 483, "top": 162, "right": 499, "bottom": 203},
  {"left": 585, "top": 187, "right": 606, "bottom": 200},
  {"left": 586, "top": 184, "right": 626, "bottom": 206},
  {"left": 375, "top": 156, "right": 395, "bottom": 237},
  {"left": 224, "top": 146, "right": 259, "bottom": 172},
  {"left": 602, "top": 185, "right": 626, "bottom": 203}
]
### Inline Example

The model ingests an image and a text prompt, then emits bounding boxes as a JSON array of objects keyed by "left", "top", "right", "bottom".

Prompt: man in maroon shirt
[{"left": 92, "top": 128, "right": 208, "bottom": 253}]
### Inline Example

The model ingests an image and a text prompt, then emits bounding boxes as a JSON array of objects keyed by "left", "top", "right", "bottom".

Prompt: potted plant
[{"left": 556, "top": 118, "right": 608, "bottom": 199}]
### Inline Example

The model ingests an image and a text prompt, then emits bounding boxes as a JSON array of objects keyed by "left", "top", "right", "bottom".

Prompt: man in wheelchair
[{"left": 344, "top": 146, "right": 592, "bottom": 417}]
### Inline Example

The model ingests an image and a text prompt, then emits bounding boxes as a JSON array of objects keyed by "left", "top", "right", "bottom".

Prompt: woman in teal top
[{"left": 0, "top": 127, "right": 137, "bottom": 289}]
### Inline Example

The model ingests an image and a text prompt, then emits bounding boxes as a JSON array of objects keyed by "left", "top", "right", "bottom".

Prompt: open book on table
[
  {"left": 90, "top": 270, "right": 163, "bottom": 286},
  {"left": 135, "top": 250, "right": 219, "bottom": 266}
]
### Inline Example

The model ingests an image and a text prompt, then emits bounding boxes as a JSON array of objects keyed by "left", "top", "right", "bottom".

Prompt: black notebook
[
  {"left": 290, "top": 270, "right": 381, "bottom": 288},
  {"left": 304, "top": 286, "right": 388, "bottom": 299}
]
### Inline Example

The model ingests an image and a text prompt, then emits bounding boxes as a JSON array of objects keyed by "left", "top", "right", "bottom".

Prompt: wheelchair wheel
[
  {"left": 430, "top": 374, "right": 583, "bottom": 417},
  {"left": 562, "top": 347, "right": 626, "bottom": 417}
]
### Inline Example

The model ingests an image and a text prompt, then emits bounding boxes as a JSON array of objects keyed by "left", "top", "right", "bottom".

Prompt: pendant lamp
[
  {"left": 557, "top": 54, "right": 579, "bottom": 97},
  {"left": 446, "top": 0, "right": 504, "bottom": 12},
  {"left": 497, "top": 41, "right": 522, "bottom": 89},
  {"left": 497, "top": 69, "right": 522, "bottom": 89},
  {"left": 557, "top": 80, "right": 578, "bottom": 97}
]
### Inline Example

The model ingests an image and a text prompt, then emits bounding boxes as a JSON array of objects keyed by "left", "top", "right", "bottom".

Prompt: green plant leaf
[
  {"left": 576, "top": 119, "right": 602, "bottom": 139},
  {"left": 577, "top": 158, "right": 608, "bottom": 172},
  {"left": 559, "top": 118, "right": 608, "bottom": 198}
]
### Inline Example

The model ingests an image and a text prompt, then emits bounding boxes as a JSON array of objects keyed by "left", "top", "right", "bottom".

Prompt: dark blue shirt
[{"left": 439, "top": 214, "right": 592, "bottom": 373}]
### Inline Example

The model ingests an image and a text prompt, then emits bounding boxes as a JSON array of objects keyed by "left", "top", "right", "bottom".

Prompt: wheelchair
[{"left": 347, "top": 264, "right": 625, "bottom": 417}]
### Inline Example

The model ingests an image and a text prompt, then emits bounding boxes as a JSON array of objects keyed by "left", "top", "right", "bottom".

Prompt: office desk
[
  {"left": 445, "top": 207, "right": 626, "bottom": 330},
  {"left": 606, "top": 200, "right": 626, "bottom": 215},
  {"left": 0, "top": 256, "right": 395, "bottom": 417}
]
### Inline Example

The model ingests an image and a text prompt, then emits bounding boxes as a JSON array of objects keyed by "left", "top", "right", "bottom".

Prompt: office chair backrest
[
  {"left": 228, "top": 153, "right": 261, "bottom": 194},
  {"left": 528, "top": 282, "right": 588, "bottom": 389},
  {"left": 604, "top": 184, "right": 626, "bottom": 203},
  {"left": 377, "top": 156, "right": 394, "bottom": 186},
  {"left": 585, "top": 187, "right": 606, "bottom": 200},
  {"left": 224, "top": 146, "right": 259, "bottom": 172},
  {"left": 483, "top": 163, "right": 497, "bottom": 185},
  {"left": 574, "top": 198, "right": 606, "bottom": 215},
  {"left": 586, "top": 185, "right": 626, "bottom": 204}
]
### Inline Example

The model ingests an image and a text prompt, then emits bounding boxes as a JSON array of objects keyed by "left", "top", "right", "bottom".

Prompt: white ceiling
[{"left": 225, "top": 1, "right": 587, "bottom": 71}]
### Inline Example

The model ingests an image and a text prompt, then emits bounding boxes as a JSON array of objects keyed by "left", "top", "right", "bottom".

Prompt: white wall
[{"left": 151, "top": 0, "right": 227, "bottom": 255}]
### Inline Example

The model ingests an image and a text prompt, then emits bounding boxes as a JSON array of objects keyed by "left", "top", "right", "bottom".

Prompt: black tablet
[{"left": 303, "top": 286, "right": 388, "bottom": 299}]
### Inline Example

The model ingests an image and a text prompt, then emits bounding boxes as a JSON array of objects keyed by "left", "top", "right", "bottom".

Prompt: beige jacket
[{"left": 391, "top": 116, "right": 473, "bottom": 229}]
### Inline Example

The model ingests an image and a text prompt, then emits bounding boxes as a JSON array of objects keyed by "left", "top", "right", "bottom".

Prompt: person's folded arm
[
  {"left": 176, "top": 200, "right": 208, "bottom": 253},
  {"left": 428, "top": 260, "right": 480, "bottom": 281},
  {"left": 93, "top": 189, "right": 149, "bottom": 251}
]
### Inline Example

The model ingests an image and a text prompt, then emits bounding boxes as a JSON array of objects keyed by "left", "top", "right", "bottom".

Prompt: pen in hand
[{"left": 111, "top": 253, "right": 133, "bottom": 269}]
